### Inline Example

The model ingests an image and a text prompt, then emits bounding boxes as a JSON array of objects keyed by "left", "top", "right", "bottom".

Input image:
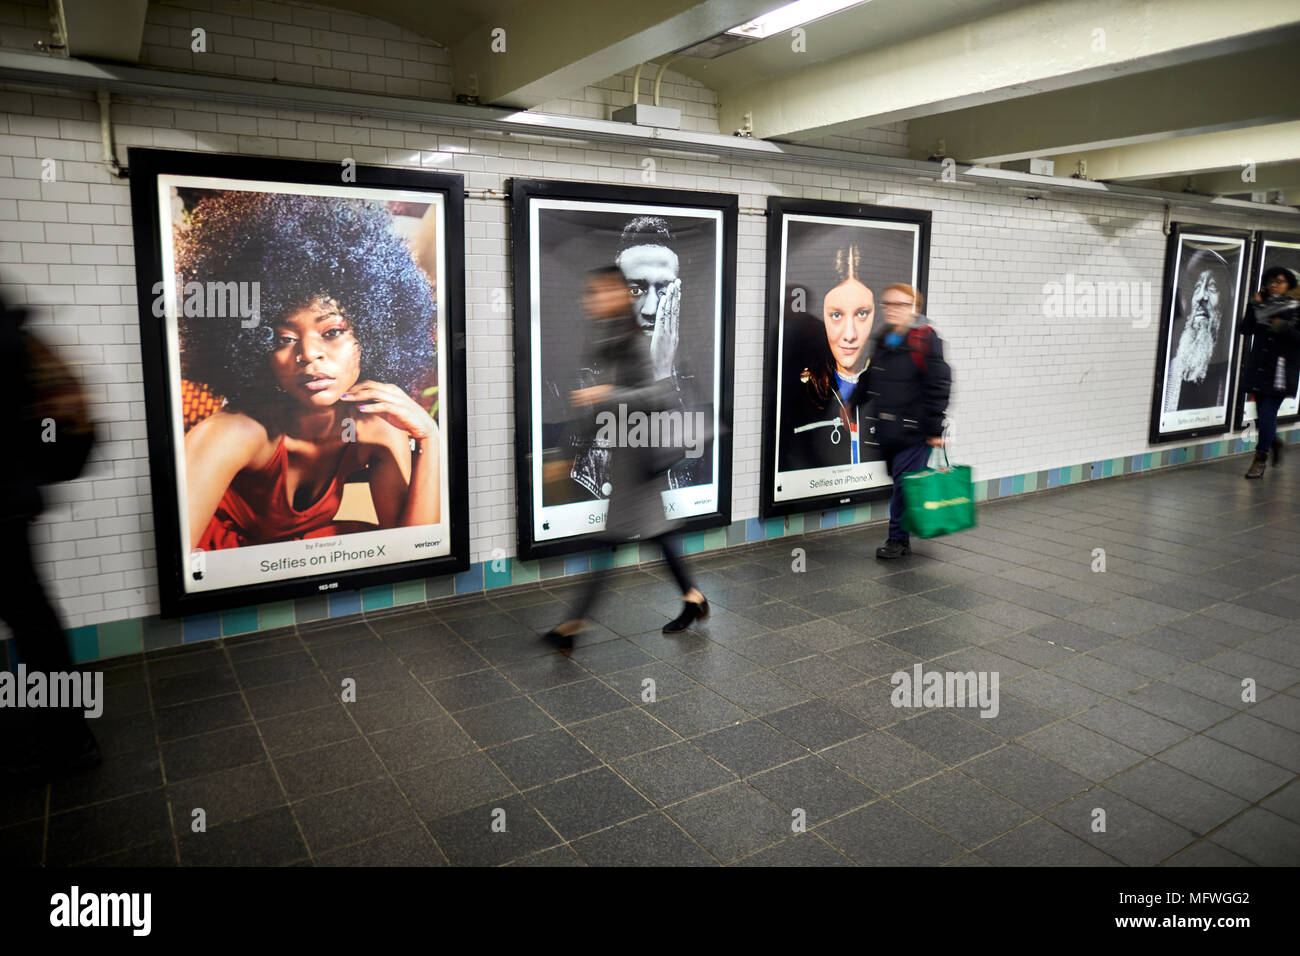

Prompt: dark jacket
[
  {"left": 582, "top": 313, "right": 679, "bottom": 542},
  {"left": 1237, "top": 292, "right": 1300, "bottom": 397},
  {"left": 3, "top": 296, "right": 44, "bottom": 521},
  {"left": 778, "top": 312, "right": 884, "bottom": 471},
  {"left": 778, "top": 367, "right": 883, "bottom": 471},
  {"left": 566, "top": 355, "right": 709, "bottom": 498},
  {"left": 849, "top": 316, "right": 951, "bottom": 448}
]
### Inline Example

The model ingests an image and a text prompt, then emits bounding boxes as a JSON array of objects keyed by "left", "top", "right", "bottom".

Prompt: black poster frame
[
  {"left": 128, "top": 148, "right": 469, "bottom": 616},
  {"left": 1148, "top": 222, "right": 1252, "bottom": 445},
  {"left": 1233, "top": 229, "right": 1300, "bottom": 431},
  {"left": 759, "top": 196, "right": 932, "bottom": 519},
  {"left": 509, "top": 178, "right": 737, "bottom": 562}
]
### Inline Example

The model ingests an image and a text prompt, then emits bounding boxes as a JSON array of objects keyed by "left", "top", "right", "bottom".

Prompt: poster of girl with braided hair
[
  {"left": 129, "top": 149, "right": 468, "bottom": 615},
  {"left": 511, "top": 180, "right": 736, "bottom": 561},
  {"left": 760, "top": 198, "right": 931, "bottom": 518}
]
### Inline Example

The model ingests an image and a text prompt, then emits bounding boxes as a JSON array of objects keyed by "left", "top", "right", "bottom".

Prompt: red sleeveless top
[{"left": 198, "top": 435, "right": 362, "bottom": 551}]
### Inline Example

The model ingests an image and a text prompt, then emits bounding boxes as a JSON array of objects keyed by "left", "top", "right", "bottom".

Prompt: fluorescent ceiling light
[{"left": 726, "top": 0, "right": 871, "bottom": 39}]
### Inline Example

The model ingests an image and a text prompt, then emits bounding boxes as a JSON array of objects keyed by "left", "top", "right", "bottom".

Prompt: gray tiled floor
[{"left": 4, "top": 452, "right": 1300, "bottom": 866}]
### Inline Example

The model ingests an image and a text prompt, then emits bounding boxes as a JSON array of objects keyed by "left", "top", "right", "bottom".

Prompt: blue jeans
[
  {"left": 1256, "top": 395, "right": 1283, "bottom": 453},
  {"left": 885, "top": 442, "right": 932, "bottom": 543}
]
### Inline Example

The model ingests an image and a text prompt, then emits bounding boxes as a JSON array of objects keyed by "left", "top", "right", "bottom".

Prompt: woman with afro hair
[{"left": 177, "top": 189, "right": 441, "bottom": 551}]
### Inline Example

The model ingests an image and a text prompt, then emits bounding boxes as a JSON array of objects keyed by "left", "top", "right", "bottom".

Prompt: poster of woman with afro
[{"left": 129, "top": 150, "right": 467, "bottom": 614}]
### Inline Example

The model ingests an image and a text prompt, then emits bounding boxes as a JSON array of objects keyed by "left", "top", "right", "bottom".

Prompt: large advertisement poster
[
  {"left": 760, "top": 198, "right": 930, "bottom": 518},
  {"left": 1149, "top": 225, "right": 1249, "bottom": 444},
  {"left": 129, "top": 149, "right": 468, "bottom": 616},
  {"left": 1237, "top": 233, "right": 1300, "bottom": 429},
  {"left": 511, "top": 180, "right": 735, "bottom": 561}
]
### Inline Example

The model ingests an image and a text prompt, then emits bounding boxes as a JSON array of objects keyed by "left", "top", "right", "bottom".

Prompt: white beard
[{"left": 1173, "top": 311, "right": 1219, "bottom": 384}]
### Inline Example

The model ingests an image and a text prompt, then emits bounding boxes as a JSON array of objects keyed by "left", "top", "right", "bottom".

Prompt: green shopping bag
[{"left": 900, "top": 446, "right": 976, "bottom": 538}]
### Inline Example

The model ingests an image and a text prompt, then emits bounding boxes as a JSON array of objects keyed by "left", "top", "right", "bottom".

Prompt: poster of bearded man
[{"left": 1149, "top": 225, "right": 1249, "bottom": 443}]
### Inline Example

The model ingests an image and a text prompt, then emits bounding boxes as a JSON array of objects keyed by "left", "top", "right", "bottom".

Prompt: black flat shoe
[
  {"left": 663, "top": 598, "right": 709, "bottom": 633},
  {"left": 542, "top": 628, "right": 575, "bottom": 651},
  {"left": 2, "top": 729, "right": 101, "bottom": 783},
  {"left": 60, "top": 730, "right": 102, "bottom": 775}
]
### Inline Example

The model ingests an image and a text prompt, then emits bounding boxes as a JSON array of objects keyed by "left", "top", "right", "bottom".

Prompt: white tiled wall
[{"left": 0, "top": 0, "right": 1290, "bottom": 631}]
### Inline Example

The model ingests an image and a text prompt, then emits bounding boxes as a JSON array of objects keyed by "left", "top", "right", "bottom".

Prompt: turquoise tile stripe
[
  {"left": 484, "top": 556, "right": 512, "bottom": 588},
  {"left": 361, "top": 585, "right": 395, "bottom": 612},
  {"left": 66, "top": 625, "right": 98, "bottom": 665},
  {"left": 65, "top": 428, "right": 1296, "bottom": 663},
  {"left": 221, "top": 607, "right": 258, "bottom": 636}
]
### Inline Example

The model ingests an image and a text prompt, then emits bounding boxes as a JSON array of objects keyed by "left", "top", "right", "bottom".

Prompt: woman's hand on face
[
  {"left": 571, "top": 384, "right": 613, "bottom": 407},
  {"left": 341, "top": 381, "right": 435, "bottom": 441}
]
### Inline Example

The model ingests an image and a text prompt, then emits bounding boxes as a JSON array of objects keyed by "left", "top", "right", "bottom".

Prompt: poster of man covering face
[
  {"left": 511, "top": 180, "right": 736, "bottom": 561},
  {"left": 1239, "top": 236, "right": 1300, "bottom": 427},
  {"left": 760, "top": 198, "right": 931, "bottom": 517},
  {"left": 128, "top": 149, "right": 468, "bottom": 616},
  {"left": 1150, "top": 225, "right": 1248, "bottom": 443}
]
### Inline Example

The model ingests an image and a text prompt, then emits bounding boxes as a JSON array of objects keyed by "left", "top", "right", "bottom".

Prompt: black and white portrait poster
[
  {"left": 1240, "top": 236, "right": 1300, "bottom": 427},
  {"left": 760, "top": 198, "right": 930, "bottom": 517},
  {"left": 129, "top": 149, "right": 468, "bottom": 615},
  {"left": 511, "top": 180, "right": 736, "bottom": 561},
  {"left": 1150, "top": 225, "right": 1248, "bottom": 443}
]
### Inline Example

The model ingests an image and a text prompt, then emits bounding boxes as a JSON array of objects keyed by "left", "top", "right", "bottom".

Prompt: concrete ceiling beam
[
  {"left": 450, "top": 0, "right": 781, "bottom": 108},
  {"left": 1046, "top": 120, "right": 1300, "bottom": 183},
  {"left": 907, "top": 40, "right": 1300, "bottom": 164},
  {"left": 714, "top": 0, "right": 1299, "bottom": 142}
]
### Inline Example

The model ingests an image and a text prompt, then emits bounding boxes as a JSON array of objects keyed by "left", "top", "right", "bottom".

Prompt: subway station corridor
[{"left": 4, "top": 453, "right": 1297, "bottom": 867}]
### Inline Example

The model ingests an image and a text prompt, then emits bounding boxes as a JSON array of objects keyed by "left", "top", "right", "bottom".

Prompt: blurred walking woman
[
  {"left": 545, "top": 266, "right": 708, "bottom": 650},
  {"left": 1240, "top": 266, "right": 1300, "bottom": 479}
]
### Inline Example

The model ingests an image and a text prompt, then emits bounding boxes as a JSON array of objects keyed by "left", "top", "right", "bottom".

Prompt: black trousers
[
  {"left": 569, "top": 534, "right": 696, "bottom": 623},
  {"left": 0, "top": 517, "right": 90, "bottom": 757}
]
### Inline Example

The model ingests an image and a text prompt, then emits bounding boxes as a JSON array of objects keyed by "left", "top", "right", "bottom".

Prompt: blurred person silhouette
[
  {"left": 1, "top": 290, "right": 101, "bottom": 781},
  {"left": 544, "top": 266, "right": 709, "bottom": 651},
  {"left": 848, "top": 283, "right": 951, "bottom": 559},
  {"left": 569, "top": 216, "right": 708, "bottom": 500},
  {"left": 1240, "top": 266, "right": 1300, "bottom": 479}
]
